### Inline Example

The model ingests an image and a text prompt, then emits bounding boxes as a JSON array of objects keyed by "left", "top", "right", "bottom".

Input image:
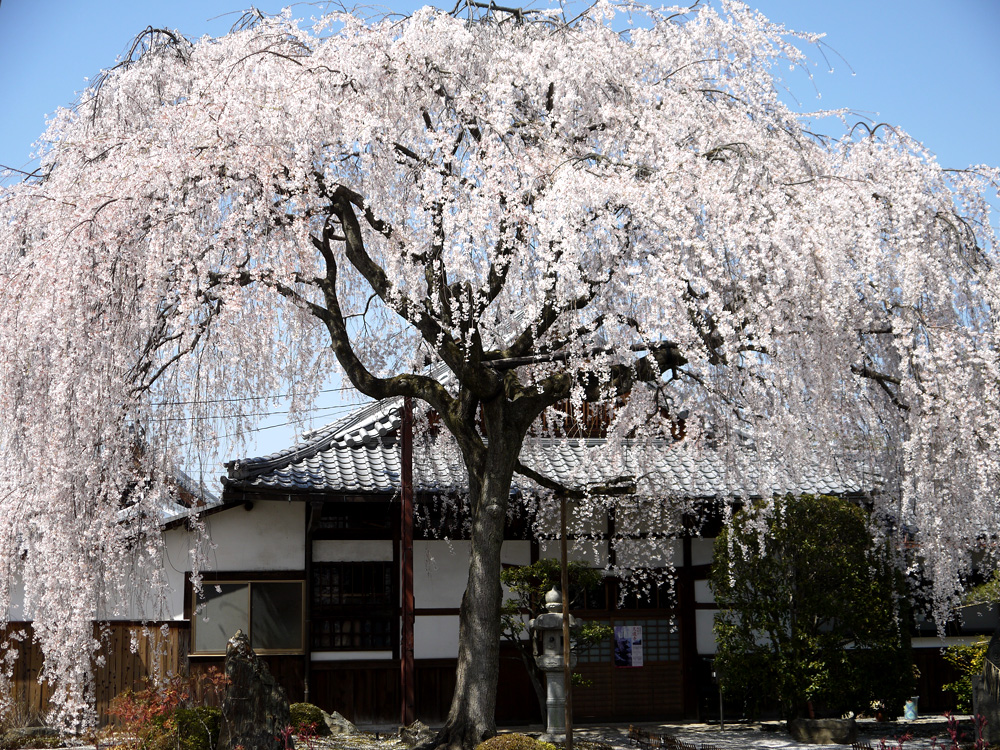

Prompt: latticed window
[
  {"left": 311, "top": 561, "right": 395, "bottom": 650},
  {"left": 576, "top": 618, "right": 680, "bottom": 663}
]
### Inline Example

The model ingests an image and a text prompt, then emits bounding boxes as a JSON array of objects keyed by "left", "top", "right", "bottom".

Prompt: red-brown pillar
[{"left": 401, "top": 397, "right": 416, "bottom": 726}]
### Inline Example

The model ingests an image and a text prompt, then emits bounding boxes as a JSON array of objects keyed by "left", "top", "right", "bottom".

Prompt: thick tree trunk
[{"left": 428, "top": 405, "right": 522, "bottom": 750}]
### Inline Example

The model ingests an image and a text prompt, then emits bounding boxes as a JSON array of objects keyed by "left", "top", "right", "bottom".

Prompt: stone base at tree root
[{"left": 788, "top": 718, "right": 858, "bottom": 745}]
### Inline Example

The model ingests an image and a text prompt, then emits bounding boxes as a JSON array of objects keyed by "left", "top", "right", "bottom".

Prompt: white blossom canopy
[{"left": 0, "top": 0, "right": 998, "bottom": 728}]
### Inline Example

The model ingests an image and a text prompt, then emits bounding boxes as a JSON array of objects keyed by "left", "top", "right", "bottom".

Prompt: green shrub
[
  {"left": 476, "top": 733, "right": 557, "bottom": 750},
  {"left": 711, "top": 494, "right": 914, "bottom": 720},
  {"left": 942, "top": 639, "right": 988, "bottom": 712},
  {"left": 174, "top": 706, "right": 221, "bottom": 750},
  {"left": 289, "top": 702, "right": 331, "bottom": 736}
]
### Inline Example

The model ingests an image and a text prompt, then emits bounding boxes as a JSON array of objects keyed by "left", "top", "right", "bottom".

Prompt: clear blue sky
[{"left": 1, "top": 0, "right": 998, "bottom": 475}]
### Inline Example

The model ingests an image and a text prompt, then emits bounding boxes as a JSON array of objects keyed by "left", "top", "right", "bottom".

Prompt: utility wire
[
  {"left": 171, "top": 401, "right": 373, "bottom": 449},
  {"left": 151, "top": 383, "right": 359, "bottom": 407},
  {"left": 150, "top": 402, "right": 359, "bottom": 423}
]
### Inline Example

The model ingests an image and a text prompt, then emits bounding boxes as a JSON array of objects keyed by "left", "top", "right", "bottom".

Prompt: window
[
  {"left": 192, "top": 580, "right": 304, "bottom": 655},
  {"left": 576, "top": 618, "right": 680, "bottom": 663},
  {"left": 311, "top": 561, "right": 395, "bottom": 650}
]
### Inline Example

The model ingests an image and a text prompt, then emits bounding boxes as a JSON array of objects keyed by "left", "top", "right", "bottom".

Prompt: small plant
[
  {"left": 878, "top": 731, "right": 913, "bottom": 750},
  {"left": 295, "top": 721, "right": 320, "bottom": 750},
  {"left": 102, "top": 670, "right": 228, "bottom": 750},
  {"left": 104, "top": 679, "right": 184, "bottom": 750},
  {"left": 945, "top": 712, "right": 967, "bottom": 750},
  {"left": 972, "top": 714, "right": 988, "bottom": 750},
  {"left": 277, "top": 724, "right": 296, "bottom": 750}
]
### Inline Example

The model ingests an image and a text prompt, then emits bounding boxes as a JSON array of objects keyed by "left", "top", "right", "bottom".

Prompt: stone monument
[
  {"left": 972, "top": 629, "right": 1000, "bottom": 745},
  {"left": 530, "top": 587, "right": 577, "bottom": 738},
  {"left": 217, "top": 629, "right": 293, "bottom": 750}
]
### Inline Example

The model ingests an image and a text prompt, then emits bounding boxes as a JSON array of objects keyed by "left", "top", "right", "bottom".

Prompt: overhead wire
[{"left": 151, "top": 383, "right": 359, "bottom": 407}]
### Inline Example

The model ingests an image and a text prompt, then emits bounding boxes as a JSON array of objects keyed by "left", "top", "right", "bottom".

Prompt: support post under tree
[
  {"left": 560, "top": 495, "right": 574, "bottom": 750},
  {"left": 401, "top": 397, "right": 415, "bottom": 726}
]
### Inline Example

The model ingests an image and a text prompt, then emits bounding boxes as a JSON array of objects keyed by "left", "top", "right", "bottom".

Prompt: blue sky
[
  {"left": 2, "top": 1, "right": 998, "bottom": 174},
  {"left": 1, "top": 0, "right": 998, "bottom": 474}
]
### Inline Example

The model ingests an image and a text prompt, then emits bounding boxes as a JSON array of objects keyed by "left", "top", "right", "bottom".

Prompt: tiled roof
[
  {"left": 157, "top": 467, "right": 223, "bottom": 525},
  {"left": 223, "top": 399, "right": 865, "bottom": 499}
]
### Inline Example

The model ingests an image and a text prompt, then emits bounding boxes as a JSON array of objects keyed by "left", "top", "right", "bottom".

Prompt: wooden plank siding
[
  {"left": 574, "top": 662, "right": 684, "bottom": 721},
  {"left": 2, "top": 622, "right": 188, "bottom": 725}
]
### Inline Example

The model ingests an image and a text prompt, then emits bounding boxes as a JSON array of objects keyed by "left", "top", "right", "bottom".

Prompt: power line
[
  {"left": 171, "top": 401, "right": 373, "bottom": 450},
  {"left": 150, "top": 402, "right": 359, "bottom": 423},
  {"left": 151, "top": 384, "right": 359, "bottom": 407}
]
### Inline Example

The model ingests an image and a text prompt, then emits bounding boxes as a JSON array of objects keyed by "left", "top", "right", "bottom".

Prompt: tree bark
[{"left": 428, "top": 402, "right": 523, "bottom": 750}]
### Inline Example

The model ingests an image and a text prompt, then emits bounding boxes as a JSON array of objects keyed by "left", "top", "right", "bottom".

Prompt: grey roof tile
[{"left": 224, "top": 399, "right": 865, "bottom": 499}]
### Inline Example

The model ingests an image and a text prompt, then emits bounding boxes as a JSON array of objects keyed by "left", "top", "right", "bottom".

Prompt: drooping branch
[
  {"left": 851, "top": 363, "right": 910, "bottom": 411},
  {"left": 514, "top": 460, "right": 637, "bottom": 499}
]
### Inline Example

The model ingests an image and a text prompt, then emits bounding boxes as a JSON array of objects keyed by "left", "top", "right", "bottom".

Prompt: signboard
[{"left": 614, "top": 625, "right": 643, "bottom": 667}]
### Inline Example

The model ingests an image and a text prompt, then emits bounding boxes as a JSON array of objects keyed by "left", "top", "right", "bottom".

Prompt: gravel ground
[
  {"left": 295, "top": 716, "right": 972, "bottom": 750},
  {"left": 55, "top": 715, "right": 974, "bottom": 750}
]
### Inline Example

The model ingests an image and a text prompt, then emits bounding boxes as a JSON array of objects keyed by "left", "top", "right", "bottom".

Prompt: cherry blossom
[{"left": 0, "top": 1, "right": 997, "bottom": 739}]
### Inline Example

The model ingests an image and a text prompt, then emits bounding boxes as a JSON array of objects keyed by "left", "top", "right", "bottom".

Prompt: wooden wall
[
  {"left": 574, "top": 662, "right": 684, "bottom": 721},
  {"left": 1, "top": 622, "right": 188, "bottom": 725}
]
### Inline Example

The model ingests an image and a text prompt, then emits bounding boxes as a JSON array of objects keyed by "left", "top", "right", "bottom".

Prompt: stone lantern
[{"left": 529, "top": 586, "right": 577, "bottom": 736}]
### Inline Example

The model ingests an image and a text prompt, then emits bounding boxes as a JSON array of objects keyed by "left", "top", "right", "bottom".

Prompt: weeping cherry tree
[{"left": 0, "top": 0, "right": 998, "bottom": 743}]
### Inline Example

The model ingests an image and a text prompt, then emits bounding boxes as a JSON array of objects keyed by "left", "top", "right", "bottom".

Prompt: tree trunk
[
  {"left": 428, "top": 406, "right": 522, "bottom": 750},
  {"left": 514, "top": 640, "right": 548, "bottom": 723}
]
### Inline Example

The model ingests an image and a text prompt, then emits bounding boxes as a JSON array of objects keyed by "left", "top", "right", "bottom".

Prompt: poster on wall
[{"left": 613, "top": 625, "right": 643, "bottom": 667}]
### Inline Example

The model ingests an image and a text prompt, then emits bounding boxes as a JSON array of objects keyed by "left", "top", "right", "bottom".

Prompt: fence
[{"left": 1, "top": 621, "right": 188, "bottom": 725}]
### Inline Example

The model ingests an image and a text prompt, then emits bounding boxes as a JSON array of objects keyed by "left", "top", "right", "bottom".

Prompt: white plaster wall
[
  {"left": 5, "top": 573, "right": 26, "bottom": 621},
  {"left": 912, "top": 636, "right": 985, "bottom": 649},
  {"left": 694, "top": 579, "right": 715, "bottom": 604},
  {"left": 691, "top": 537, "right": 715, "bottom": 566},
  {"left": 534, "top": 506, "right": 607, "bottom": 536},
  {"left": 538, "top": 540, "right": 608, "bottom": 567},
  {"left": 8, "top": 525, "right": 193, "bottom": 622},
  {"left": 202, "top": 501, "right": 305, "bottom": 571},
  {"left": 615, "top": 538, "right": 681, "bottom": 568},
  {"left": 122, "top": 528, "right": 189, "bottom": 620},
  {"left": 129, "top": 501, "right": 306, "bottom": 622},
  {"left": 414, "top": 540, "right": 532, "bottom": 609},
  {"left": 414, "top": 615, "right": 460, "bottom": 659},
  {"left": 314, "top": 540, "right": 393, "bottom": 562},
  {"left": 501, "top": 541, "right": 532, "bottom": 566},
  {"left": 696, "top": 609, "right": 720, "bottom": 654},
  {"left": 313, "top": 650, "right": 393, "bottom": 661},
  {"left": 415, "top": 540, "right": 470, "bottom": 609}
]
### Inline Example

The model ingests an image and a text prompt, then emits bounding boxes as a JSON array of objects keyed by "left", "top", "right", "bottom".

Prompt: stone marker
[
  {"left": 400, "top": 719, "right": 436, "bottom": 748},
  {"left": 973, "top": 629, "right": 1000, "bottom": 745},
  {"left": 217, "top": 629, "right": 293, "bottom": 750},
  {"left": 323, "top": 709, "right": 358, "bottom": 736}
]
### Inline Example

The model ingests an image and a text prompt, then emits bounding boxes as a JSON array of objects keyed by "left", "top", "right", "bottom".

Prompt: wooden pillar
[
  {"left": 679, "top": 535, "right": 700, "bottom": 719},
  {"left": 303, "top": 501, "right": 315, "bottom": 705},
  {"left": 560, "top": 496, "right": 574, "bottom": 750},
  {"left": 400, "top": 397, "right": 416, "bottom": 726}
]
